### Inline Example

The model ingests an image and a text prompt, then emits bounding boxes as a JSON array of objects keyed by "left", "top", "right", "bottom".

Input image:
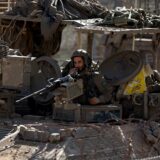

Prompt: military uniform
[{"left": 62, "top": 49, "right": 101, "bottom": 105}]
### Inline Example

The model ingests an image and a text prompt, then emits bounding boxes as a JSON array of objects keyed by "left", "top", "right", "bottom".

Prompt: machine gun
[{"left": 16, "top": 74, "right": 76, "bottom": 103}]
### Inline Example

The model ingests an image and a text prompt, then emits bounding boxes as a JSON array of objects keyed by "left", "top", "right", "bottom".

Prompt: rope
[
  {"left": 0, "top": 15, "right": 19, "bottom": 40},
  {"left": 7, "top": 20, "right": 16, "bottom": 44},
  {"left": 10, "top": 20, "right": 26, "bottom": 46},
  {"left": 59, "top": 0, "right": 65, "bottom": 15}
]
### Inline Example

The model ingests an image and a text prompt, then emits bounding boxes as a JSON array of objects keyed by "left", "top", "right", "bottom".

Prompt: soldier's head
[{"left": 71, "top": 49, "right": 91, "bottom": 71}]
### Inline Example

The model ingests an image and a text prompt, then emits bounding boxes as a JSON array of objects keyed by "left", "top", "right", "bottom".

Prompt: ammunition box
[
  {"left": 60, "top": 79, "right": 83, "bottom": 101},
  {"left": 81, "top": 104, "right": 122, "bottom": 123},
  {"left": 2, "top": 55, "right": 31, "bottom": 89},
  {"left": 53, "top": 103, "right": 81, "bottom": 122},
  {"left": 114, "top": 16, "right": 128, "bottom": 27},
  {"left": 53, "top": 103, "right": 122, "bottom": 123}
]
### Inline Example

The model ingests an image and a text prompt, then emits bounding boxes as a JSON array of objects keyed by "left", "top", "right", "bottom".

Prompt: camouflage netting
[
  {"left": 97, "top": 7, "right": 160, "bottom": 28},
  {"left": 0, "top": 0, "right": 107, "bottom": 57},
  {"left": 5, "top": 0, "right": 107, "bottom": 19},
  {"left": 1, "top": 1, "right": 159, "bottom": 57}
]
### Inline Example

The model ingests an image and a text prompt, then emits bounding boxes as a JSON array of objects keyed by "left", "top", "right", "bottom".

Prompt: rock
[
  {"left": 19, "top": 126, "right": 50, "bottom": 142},
  {"left": 37, "top": 130, "right": 50, "bottom": 142},
  {"left": 143, "top": 121, "right": 160, "bottom": 144},
  {"left": 146, "top": 134, "right": 157, "bottom": 144},
  {"left": 60, "top": 128, "right": 75, "bottom": 139}
]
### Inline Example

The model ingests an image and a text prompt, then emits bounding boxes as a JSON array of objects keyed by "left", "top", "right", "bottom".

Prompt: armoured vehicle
[{"left": 0, "top": 1, "right": 159, "bottom": 159}]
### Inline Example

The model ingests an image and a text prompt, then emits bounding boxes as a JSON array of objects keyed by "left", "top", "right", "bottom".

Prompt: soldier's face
[{"left": 73, "top": 57, "right": 85, "bottom": 71}]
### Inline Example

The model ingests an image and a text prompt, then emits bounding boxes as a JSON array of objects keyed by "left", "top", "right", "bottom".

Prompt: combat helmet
[{"left": 71, "top": 49, "right": 92, "bottom": 68}]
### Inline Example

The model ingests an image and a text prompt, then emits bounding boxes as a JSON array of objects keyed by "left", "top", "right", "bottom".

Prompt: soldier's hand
[
  {"left": 89, "top": 97, "right": 100, "bottom": 105},
  {"left": 69, "top": 68, "right": 77, "bottom": 75}
]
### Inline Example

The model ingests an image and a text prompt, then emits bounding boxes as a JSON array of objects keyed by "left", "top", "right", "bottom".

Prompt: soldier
[{"left": 62, "top": 49, "right": 109, "bottom": 105}]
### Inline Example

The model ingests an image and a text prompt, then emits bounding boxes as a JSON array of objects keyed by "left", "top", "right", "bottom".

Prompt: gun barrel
[
  {"left": 16, "top": 74, "right": 76, "bottom": 103},
  {"left": 16, "top": 87, "right": 46, "bottom": 103}
]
